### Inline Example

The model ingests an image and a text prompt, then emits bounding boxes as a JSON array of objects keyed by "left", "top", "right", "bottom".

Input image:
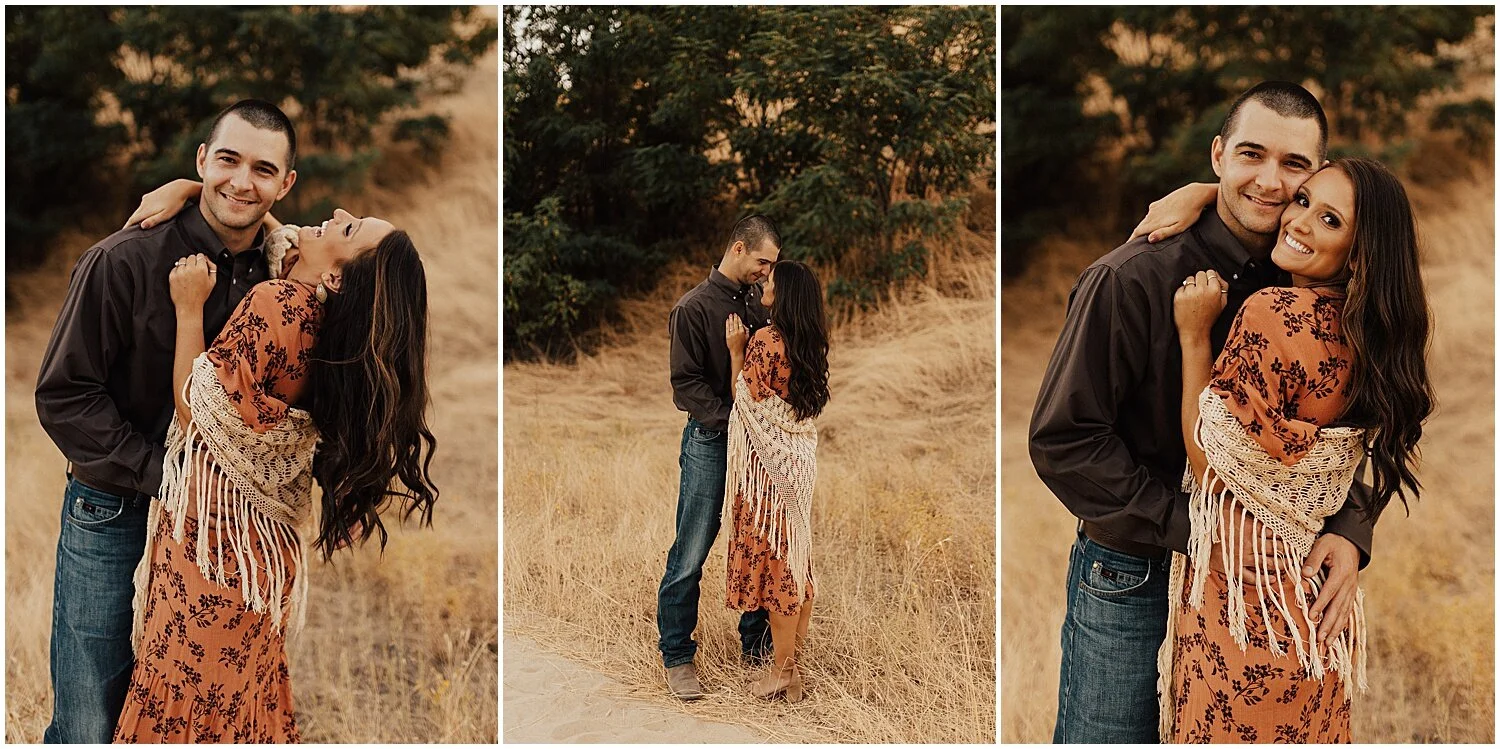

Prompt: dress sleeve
[
  {"left": 205, "top": 282, "right": 302, "bottom": 433},
  {"left": 742, "top": 327, "right": 790, "bottom": 401},
  {"left": 1209, "top": 289, "right": 1322, "bottom": 465}
]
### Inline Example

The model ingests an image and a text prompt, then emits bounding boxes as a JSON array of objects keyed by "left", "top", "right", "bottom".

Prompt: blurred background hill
[
  {"left": 1001, "top": 7, "right": 1494, "bottom": 742},
  {"left": 1002, "top": 6, "right": 1494, "bottom": 279},
  {"left": 5, "top": 7, "right": 498, "bottom": 742},
  {"left": 6, "top": 6, "right": 495, "bottom": 292}
]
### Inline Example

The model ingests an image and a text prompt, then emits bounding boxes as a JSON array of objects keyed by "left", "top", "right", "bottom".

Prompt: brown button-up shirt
[
  {"left": 35, "top": 201, "right": 268, "bottom": 498},
  {"left": 1028, "top": 206, "right": 1378, "bottom": 565},
  {"left": 669, "top": 267, "right": 770, "bottom": 432}
]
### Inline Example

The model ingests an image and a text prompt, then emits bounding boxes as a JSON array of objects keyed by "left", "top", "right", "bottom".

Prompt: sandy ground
[{"left": 503, "top": 633, "right": 764, "bottom": 743}]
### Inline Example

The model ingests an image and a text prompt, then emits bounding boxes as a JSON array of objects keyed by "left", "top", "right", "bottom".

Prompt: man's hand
[{"left": 1304, "top": 533, "right": 1360, "bottom": 646}]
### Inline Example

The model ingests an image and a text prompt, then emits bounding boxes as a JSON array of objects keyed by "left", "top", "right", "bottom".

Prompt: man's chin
[{"left": 208, "top": 204, "right": 267, "bottom": 231}]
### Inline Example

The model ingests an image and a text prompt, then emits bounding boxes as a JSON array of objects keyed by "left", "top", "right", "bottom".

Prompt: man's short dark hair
[
  {"left": 206, "top": 99, "right": 298, "bottom": 171},
  {"left": 726, "top": 214, "right": 781, "bottom": 255},
  {"left": 1220, "top": 81, "right": 1328, "bottom": 160}
]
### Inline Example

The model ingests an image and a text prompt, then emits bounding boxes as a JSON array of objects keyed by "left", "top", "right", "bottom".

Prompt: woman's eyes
[
  {"left": 1294, "top": 193, "right": 1309, "bottom": 206},
  {"left": 1322, "top": 214, "right": 1340, "bottom": 229},
  {"left": 344, "top": 223, "right": 353, "bottom": 237}
]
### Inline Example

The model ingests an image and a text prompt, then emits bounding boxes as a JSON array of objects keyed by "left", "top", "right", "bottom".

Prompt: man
[
  {"left": 1029, "top": 82, "right": 1379, "bottom": 743},
  {"left": 35, "top": 99, "right": 297, "bottom": 743},
  {"left": 658, "top": 214, "right": 782, "bottom": 699}
]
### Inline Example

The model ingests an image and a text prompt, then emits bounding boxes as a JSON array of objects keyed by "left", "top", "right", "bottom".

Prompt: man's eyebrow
[
  {"left": 1234, "top": 140, "right": 1313, "bottom": 167},
  {"left": 212, "top": 147, "right": 282, "bottom": 175}
]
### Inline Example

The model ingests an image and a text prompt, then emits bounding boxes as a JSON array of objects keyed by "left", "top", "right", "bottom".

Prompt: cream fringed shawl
[
  {"left": 130, "top": 353, "right": 320, "bottom": 652},
  {"left": 1157, "top": 388, "right": 1368, "bottom": 739},
  {"left": 724, "top": 371, "right": 818, "bottom": 597}
]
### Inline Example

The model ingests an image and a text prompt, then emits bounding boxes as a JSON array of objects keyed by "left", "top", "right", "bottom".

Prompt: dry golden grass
[
  {"left": 4, "top": 50, "right": 499, "bottom": 744},
  {"left": 1000, "top": 152, "right": 1495, "bottom": 742},
  {"left": 503, "top": 194, "right": 997, "bottom": 743}
]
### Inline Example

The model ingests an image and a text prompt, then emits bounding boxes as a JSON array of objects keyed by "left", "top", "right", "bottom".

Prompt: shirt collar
[
  {"left": 178, "top": 200, "right": 268, "bottom": 262},
  {"left": 708, "top": 266, "right": 749, "bottom": 298},
  {"left": 1191, "top": 206, "right": 1280, "bottom": 286}
]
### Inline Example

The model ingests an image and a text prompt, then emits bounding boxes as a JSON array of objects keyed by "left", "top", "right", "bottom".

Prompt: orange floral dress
[
  {"left": 114, "top": 280, "right": 321, "bottom": 743},
  {"left": 1169, "top": 286, "right": 1354, "bottom": 743},
  {"left": 725, "top": 326, "right": 815, "bottom": 616}
]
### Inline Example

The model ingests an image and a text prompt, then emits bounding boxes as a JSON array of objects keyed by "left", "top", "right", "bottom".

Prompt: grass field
[
  {"left": 4, "top": 49, "right": 499, "bottom": 744},
  {"left": 1000, "top": 149, "right": 1495, "bottom": 742},
  {"left": 503, "top": 194, "right": 997, "bottom": 743}
]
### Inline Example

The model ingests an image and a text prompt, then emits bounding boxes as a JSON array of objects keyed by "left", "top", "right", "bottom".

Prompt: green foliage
[
  {"left": 503, "top": 6, "right": 995, "bottom": 358},
  {"left": 1001, "top": 7, "right": 1494, "bottom": 278},
  {"left": 5, "top": 6, "right": 496, "bottom": 273}
]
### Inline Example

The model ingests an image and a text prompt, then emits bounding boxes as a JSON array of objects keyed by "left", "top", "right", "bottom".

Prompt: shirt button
[{"left": 1232, "top": 274, "right": 1239, "bottom": 280}]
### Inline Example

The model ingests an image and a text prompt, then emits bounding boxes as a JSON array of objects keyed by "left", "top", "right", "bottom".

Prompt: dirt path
[{"left": 503, "top": 635, "right": 763, "bottom": 743}]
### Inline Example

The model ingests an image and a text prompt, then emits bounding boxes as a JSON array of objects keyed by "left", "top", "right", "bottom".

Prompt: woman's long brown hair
[
  {"left": 306, "top": 230, "right": 439, "bottom": 557},
  {"left": 768, "top": 260, "right": 830, "bottom": 421},
  {"left": 1332, "top": 157, "right": 1435, "bottom": 518}
]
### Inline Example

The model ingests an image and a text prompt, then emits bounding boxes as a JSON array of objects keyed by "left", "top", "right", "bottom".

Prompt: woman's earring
[{"left": 315, "top": 282, "right": 328, "bottom": 303}]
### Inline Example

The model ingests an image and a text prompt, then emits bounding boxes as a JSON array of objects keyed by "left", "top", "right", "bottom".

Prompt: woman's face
[
  {"left": 285, "top": 208, "right": 394, "bottom": 276},
  {"left": 760, "top": 266, "right": 778, "bottom": 307},
  {"left": 1273, "top": 168, "right": 1356, "bottom": 286}
]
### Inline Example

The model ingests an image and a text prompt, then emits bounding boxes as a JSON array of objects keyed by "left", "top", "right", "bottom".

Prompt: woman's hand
[
  {"left": 125, "top": 179, "right": 203, "bottom": 230},
  {"left": 725, "top": 313, "right": 748, "bottom": 356},
  {"left": 169, "top": 254, "right": 217, "bottom": 313},
  {"left": 1173, "top": 270, "right": 1227, "bottom": 342},
  {"left": 1129, "top": 182, "right": 1219, "bottom": 243}
]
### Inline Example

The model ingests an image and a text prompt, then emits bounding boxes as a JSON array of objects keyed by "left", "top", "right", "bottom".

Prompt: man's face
[
  {"left": 195, "top": 113, "right": 297, "bottom": 233},
  {"left": 1210, "top": 100, "right": 1322, "bottom": 243},
  {"left": 733, "top": 237, "right": 780, "bottom": 285}
]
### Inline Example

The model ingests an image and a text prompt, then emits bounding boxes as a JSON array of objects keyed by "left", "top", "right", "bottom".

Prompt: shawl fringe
[
  {"left": 131, "top": 354, "right": 319, "bottom": 653},
  {"left": 723, "top": 372, "right": 818, "bottom": 599},
  {"left": 1158, "top": 389, "right": 1368, "bottom": 740}
]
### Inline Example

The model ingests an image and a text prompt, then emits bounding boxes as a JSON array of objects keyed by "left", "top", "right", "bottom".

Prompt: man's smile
[{"left": 221, "top": 191, "right": 257, "bottom": 207}]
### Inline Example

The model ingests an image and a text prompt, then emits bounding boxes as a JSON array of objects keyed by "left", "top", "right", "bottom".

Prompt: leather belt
[{"left": 1081, "top": 521, "right": 1168, "bottom": 560}]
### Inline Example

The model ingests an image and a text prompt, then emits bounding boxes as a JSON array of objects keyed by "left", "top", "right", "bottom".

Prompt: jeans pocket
[
  {"left": 692, "top": 426, "right": 725, "bottom": 441},
  {"left": 64, "top": 483, "right": 129, "bottom": 529},
  {"left": 1078, "top": 547, "right": 1152, "bottom": 599}
]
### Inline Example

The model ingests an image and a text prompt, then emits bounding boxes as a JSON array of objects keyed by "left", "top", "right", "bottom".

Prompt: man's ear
[
  {"left": 276, "top": 170, "right": 297, "bottom": 201},
  {"left": 730, "top": 240, "right": 745, "bottom": 256},
  {"left": 1209, "top": 135, "right": 1224, "bottom": 179},
  {"left": 195, "top": 144, "right": 208, "bottom": 180}
]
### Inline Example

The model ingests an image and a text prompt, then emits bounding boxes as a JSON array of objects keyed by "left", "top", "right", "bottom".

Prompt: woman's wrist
[{"left": 1178, "top": 331, "right": 1212, "bottom": 351}]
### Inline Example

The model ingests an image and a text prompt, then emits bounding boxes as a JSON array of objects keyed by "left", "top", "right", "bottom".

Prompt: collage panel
[
  {"left": 5, "top": 7, "right": 499, "bottom": 742},
  {"left": 1002, "top": 6, "right": 1495, "bottom": 744},
  {"left": 502, "top": 5, "right": 997, "bottom": 743}
]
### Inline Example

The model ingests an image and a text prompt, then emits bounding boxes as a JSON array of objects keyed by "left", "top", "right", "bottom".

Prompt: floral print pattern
[
  {"left": 114, "top": 280, "right": 320, "bottom": 743},
  {"left": 1209, "top": 286, "right": 1351, "bottom": 465},
  {"left": 1171, "top": 285, "right": 1356, "bottom": 742},
  {"left": 725, "top": 326, "right": 814, "bottom": 616}
]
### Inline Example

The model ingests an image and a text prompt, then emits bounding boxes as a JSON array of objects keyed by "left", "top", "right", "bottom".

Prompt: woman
[
  {"left": 1141, "top": 159, "right": 1432, "bottom": 742},
  {"left": 112, "top": 183, "right": 438, "bottom": 742},
  {"left": 723, "top": 260, "right": 830, "bottom": 702}
]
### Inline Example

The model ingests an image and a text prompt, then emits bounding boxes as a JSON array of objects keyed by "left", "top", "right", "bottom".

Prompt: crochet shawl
[
  {"left": 131, "top": 353, "right": 320, "bottom": 652},
  {"left": 1157, "top": 388, "right": 1368, "bottom": 739},
  {"left": 723, "top": 371, "right": 819, "bottom": 597}
]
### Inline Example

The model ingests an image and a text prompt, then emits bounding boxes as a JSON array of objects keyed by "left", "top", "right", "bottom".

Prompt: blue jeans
[
  {"left": 44, "top": 476, "right": 150, "bottom": 744},
  {"left": 1053, "top": 526, "right": 1170, "bottom": 744},
  {"left": 657, "top": 419, "right": 770, "bottom": 668}
]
